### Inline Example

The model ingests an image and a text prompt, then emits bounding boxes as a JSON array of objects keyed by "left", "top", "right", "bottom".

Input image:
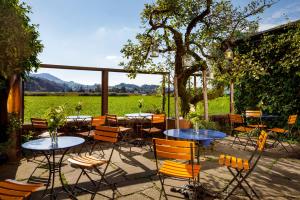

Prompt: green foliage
[
  {"left": 0, "top": 0, "right": 43, "bottom": 79},
  {"left": 187, "top": 111, "right": 218, "bottom": 130},
  {"left": 45, "top": 105, "right": 66, "bottom": 133},
  {"left": 21, "top": 131, "right": 34, "bottom": 143},
  {"left": 75, "top": 101, "right": 82, "bottom": 113},
  {"left": 120, "top": 0, "right": 272, "bottom": 116},
  {"left": 235, "top": 23, "right": 300, "bottom": 117}
]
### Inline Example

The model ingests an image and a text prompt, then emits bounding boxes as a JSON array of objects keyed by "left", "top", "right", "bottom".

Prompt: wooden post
[
  {"left": 101, "top": 70, "right": 109, "bottom": 115},
  {"left": 168, "top": 73, "right": 170, "bottom": 118},
  {"left": 174, "top": 75, "right": 180, "bottom": 128},
  {"left": 230, "top": 79, "right": 234, "bottom": 113},
  {"left": 162, "top": 75, "right": 166, "bottom": 113},
  {"left": 202, "top": 69, "right": 209, "bottom": 121}
]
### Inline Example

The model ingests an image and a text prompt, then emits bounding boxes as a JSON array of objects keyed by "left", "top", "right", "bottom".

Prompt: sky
[{"left": 26, "top": 0, "right": 300, "bottom": 86}]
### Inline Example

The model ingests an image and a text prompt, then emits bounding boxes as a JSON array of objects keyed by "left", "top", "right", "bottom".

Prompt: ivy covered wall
[{"left": 234, "top": 22, "right": 300, "bottom": 118}]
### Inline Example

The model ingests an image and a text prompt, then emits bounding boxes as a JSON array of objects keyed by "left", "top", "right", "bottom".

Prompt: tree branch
[{"left": 185, "top": 0, "right": 212, "bottom": 51}]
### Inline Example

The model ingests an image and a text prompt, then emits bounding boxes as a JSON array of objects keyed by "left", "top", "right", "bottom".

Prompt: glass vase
[
  {"left": 194, "top": 122, "right": 199, "bottom": 134},
  {"left": 51, "top": 128, "right": 58, "bottom": 145}
]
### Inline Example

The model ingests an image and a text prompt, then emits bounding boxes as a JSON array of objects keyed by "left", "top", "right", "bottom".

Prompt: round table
[
  {"left": 163, "top": 129, "right": 226, "bottom": 147},
  {"left": 124, "top": 113, "right": 153, "bottom": 118},
  {"left": 22, "top": 136, "right": 85, "bottom": 199},
  {"left": 66, "top": 115, "right": 92, "bottom": 130}
]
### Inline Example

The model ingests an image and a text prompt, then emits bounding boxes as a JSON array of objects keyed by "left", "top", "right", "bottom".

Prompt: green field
[{"left": 24, "top": 95, "right": 229, "bottom": 122}]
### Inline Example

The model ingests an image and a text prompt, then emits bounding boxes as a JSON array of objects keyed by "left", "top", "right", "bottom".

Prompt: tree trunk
[
  {"left": 202, "top": 69, "right": 209, "bottom": 121},
  {"left": 174, "top": 76, "right": 180, "bottom": 129},
  {"left": 0, "top": 79, "right": 10, "bottom": 143},
  {"left": 230, "top": 79, "right": 234, "bottom": 114}
]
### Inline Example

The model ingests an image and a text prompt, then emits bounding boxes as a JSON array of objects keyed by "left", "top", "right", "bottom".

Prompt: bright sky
[{"left": 27, "top": 0, "right": 300, "bottom": 86}]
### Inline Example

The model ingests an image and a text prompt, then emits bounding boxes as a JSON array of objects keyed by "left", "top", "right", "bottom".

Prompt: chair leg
[
  {"left": 158, "top": 173, "right": 168, "bottom": 200},
  {"left": 225, "top": 168, "right": 254, "bottom": 200}
]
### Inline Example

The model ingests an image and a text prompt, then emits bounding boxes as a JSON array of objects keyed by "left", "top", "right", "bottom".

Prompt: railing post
[{"left": 101, "top": 70, "right": 109, "bottom": 115}]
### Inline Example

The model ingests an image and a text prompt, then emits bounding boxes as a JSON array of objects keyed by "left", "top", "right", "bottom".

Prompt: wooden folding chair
[
  {"left": 268, "top": 114, "right": 297, "bottom": 152},
  {"left": 153, "top": 138, "right": 200, "bottom": 200},
  {"left": 30, "top": 118, "right": 48, "bottom": 138},
  {"left": 219, "top": 130, "right": 268, "bottom": 200},
  {"left": 0, "top": 179, "right": 43, "bottom": 200},
  {"left": 245, "top": 110, "right": 267, "bottom": 129},
  {"left": 78, "top": 116, "right": 107, "bottom": 154},
  {"left": 68, "top": 126, "right": 119, "bottom": 200},
  {"left": 141, "top": 114, "right": 166, "bottom": 137},
  {"left": 228, "top": 114, "right": 255, "bottom": 148}
]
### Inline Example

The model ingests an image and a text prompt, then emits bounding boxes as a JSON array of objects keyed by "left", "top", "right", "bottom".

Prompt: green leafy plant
[
  {"left": 138, "top": 99, "right": 144, "bottom": 109},
  {"left": 75, "top": 101, "right": 82, "bottom": 114},
  {"left": 45, "top": 105, "right": 66, "bottom": 133},
  {"left": 187, "top": 110, "right": 218, "bottom": 130}
]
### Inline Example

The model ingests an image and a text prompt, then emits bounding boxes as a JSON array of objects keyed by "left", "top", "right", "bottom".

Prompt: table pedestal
[{"left": 40, "top": 149, "right": 77, "bottom": 200}]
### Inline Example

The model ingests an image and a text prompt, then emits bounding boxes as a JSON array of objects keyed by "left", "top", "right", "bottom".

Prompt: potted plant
[
  {"left": 138, "top": 99, "right": 144, "bottom": 115},
  {"left": 0, "top": 113, "right": 21, "bottom": 163},
  {"left": 75, "top": 102, "right": 82, "bottom": 116},
  {"left": 45, "top": 105, "right": 66, "bottom": 144}
]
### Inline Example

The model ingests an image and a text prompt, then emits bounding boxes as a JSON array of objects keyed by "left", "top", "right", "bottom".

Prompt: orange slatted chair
[
  {"left": 0, "top": 179, "right": 43, "bottom": 200},
  {"left": 153, "top": 138, "right": 200, "bottom": 200},
  {"left": 105, "top": 114, "right": 133, "bottom": 133},
  {"left": 30, "top": 118, "right": 48, "bottom": 138},
  {"left": 228, "top": 114, "right": 255, "bottom": 148},
  {"left": 141, "top": 114, "right": 166, "bottom": 136},
  {"left": 245, "top": 110, "right": 267, "bottom": 129},
  {"left": 268, "top": 114, "right": 297, "bottom": 152},
  {"left": 68, "top": 126, "right": 119, "bottom": 200},
  {"left": 219, "top": 130, "right": 268, "bottom": 200},
  {"left": 78, "top": 116, "right": 107, "bottom": 154}
]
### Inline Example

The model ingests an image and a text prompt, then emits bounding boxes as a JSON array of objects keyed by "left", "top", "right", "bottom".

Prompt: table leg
[{"left": 59, "top": 148, "right": 78, "bottom": 200}]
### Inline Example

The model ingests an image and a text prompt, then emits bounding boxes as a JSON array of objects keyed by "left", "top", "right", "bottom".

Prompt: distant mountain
[
  {"left": 31, "top": 73, "right": 64, "bottom": 84},
  {"left": 28, "top": 73, "right": 98, "bottom": 92},
  {"left": 25, "top": 73, "right": 159, "bottom": 94}
]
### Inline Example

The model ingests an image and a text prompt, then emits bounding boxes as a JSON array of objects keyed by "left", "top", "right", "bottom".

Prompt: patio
[{"left": 1, "top": 135, "right": 299, "bottom": 200}]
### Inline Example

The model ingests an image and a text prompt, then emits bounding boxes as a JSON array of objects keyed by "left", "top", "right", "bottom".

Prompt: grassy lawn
[{"left": 24, "top": 95, "right": 229, "bottom": 122}]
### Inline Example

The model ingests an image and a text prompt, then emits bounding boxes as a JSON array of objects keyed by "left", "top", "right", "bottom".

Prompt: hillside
[{"left": 25, "top": 73, "right": 159, "bottom": 94}]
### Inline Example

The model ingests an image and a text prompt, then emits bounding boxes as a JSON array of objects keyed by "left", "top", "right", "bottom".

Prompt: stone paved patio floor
[{"left": 0, "top": 136, "right": 299, "bottom": 200}]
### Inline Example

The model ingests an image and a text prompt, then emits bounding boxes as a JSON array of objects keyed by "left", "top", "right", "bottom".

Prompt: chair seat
[
  {"left": 234, "top": 126, "right": 254, "bottom": 132},
  {"left": 268, "top": 128, "right": 288, "bottom": 134},
  {"left": 141, "top": 127, "right": 162, "bottom": 134},
  {"left": 119, "top": 126, "right": 133, "bottom": 133},
  {"left": 159, "top": 160, "right": 200, "bottom": 179},
  {"left": 219, "top": 154, "right": 249, "bottom": 171},
  {"left": 0, "top": 179, "right": 43, "bottom": 200},
  {"left": 68, "top": 155, "right": 107, "bottom": 168},
  {"left": 248, "top": 124, "right": 267, "bottom": 128}
]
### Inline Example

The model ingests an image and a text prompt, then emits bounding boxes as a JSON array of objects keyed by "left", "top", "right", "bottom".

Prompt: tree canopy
[
  {"left": 120, "top": 0, "right": 273, "bottom": 117},
  {"left": 0, "top": 0, "right": 43, "bottom": 142}
]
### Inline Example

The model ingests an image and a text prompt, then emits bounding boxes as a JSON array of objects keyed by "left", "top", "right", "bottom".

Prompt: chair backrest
[
  {"left": 152, "top": 114, "right": 166, "bottom": 124},
  {"left": 288, "top": 115, "right": 298, "bottom": 125},
  {"left": 94, "top": 126, "right": 119, "bottom": 143},
  {"left": 31, "top": 118, "right": 48, "bottom": 129},
  {"left": 91, "top": 116, "right": 106, "bottom": 127},
  {"left": 228, "top": 114, "right": 244, "bottom": 124},
  {"left": 247, "top": 130, "right": 268, "bottom": 169},
  {"left": 179, "top": 119, "right": 192, "bottom": 129},
  {"left": 153, "top": 138, "right": 195, "bottom": 160},
  {"left": 105, "top": 114, "right": 118, "bottom": 127},
  {"left": 257, "top": 130, "right": 268, "bottom": 152},
  {"left": 245, "top": 110, "right": 262, "bottom": 118}
]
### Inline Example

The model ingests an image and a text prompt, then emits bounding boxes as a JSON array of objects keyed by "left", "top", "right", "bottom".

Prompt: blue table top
[
  {"left": 22, "top": 136, "right": 85, "bottom": 151},
  {"left": 163, "top": 129, "right": 226, "bottom": 146}
]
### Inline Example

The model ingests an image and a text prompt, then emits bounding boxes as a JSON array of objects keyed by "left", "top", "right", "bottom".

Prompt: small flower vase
[
  {"left": 77, "top": 110, "right": 80, "bottom": 117},
  {"left": 139, "top": 108, "right": 142, "bottom": 115},
  {"left": 194, "top": 122, "right": 199, "bottom": 134},
  {"left": 51, "top": 128, "right": 58, "bottom": 145}
]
